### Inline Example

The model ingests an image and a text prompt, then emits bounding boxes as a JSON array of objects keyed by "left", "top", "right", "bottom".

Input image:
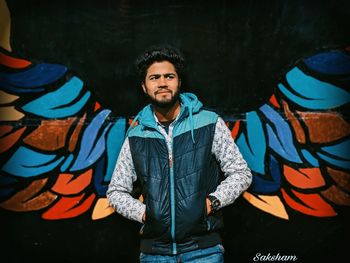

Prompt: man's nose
[{"left": 158, "top": 76, "right": 167, "bottom": 87}]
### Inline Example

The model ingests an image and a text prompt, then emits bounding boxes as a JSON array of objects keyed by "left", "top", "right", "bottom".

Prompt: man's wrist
[{"left": 207, "top": 195, "right": 221, "bottom": 213}]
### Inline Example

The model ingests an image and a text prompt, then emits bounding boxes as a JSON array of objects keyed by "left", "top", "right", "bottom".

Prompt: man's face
[{"left": 142, "top": 61, "right": 181, "bottom": 108}]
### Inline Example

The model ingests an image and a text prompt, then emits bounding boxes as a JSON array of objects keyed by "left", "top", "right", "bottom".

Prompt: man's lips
[{"left": 155, "top": 90, "right": 171, "bottom": 95}]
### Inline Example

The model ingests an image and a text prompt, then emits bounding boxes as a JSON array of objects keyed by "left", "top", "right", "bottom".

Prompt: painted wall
[{"left": 1, "top": 0, "right": 349, "bottom": 262}]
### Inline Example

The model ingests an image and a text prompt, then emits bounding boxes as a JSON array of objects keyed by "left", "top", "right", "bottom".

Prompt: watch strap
[{"left": 207, "top": 195, "right": 221, "bottom": 212}]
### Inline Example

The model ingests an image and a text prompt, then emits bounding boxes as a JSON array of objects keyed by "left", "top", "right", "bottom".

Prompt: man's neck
[{"left": 153, "top": 101, "right": 181, "bottom": 122}]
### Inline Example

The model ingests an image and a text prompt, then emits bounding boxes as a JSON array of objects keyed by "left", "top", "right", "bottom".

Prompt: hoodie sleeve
[
  {"left": 210, "top": 117, "right": 252, "bottom": 207},
  {"left": 106, "top": 138, "right": 145, "bottom": 223}
]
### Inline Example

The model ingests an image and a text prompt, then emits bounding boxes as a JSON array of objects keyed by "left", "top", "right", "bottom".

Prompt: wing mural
[
  {"left": 1, "top": 47, "right": 349, "bottom": 221},
  {"left": 0, "top": 0, "right": 349, "bottom": 221},
  {"left": 234, "top": 47, "right": 350, "bottom": 219},
  {"left": 0, "top": 48, "right": 128, "bottom": 220}
]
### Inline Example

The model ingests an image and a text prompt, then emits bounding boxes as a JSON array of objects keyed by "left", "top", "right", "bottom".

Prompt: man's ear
[{"left": 142, "top": 82, "right": 146, "bottom": 93}]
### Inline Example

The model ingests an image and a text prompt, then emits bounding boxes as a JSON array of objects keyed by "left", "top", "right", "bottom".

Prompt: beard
[{"left": 146, "top": 87, "right": 180, "bottom": 109}]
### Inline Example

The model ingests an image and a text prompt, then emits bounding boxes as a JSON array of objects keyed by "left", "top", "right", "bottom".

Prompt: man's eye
[{"left": 166, "top": 75, "right": 175, "bottom": 80}]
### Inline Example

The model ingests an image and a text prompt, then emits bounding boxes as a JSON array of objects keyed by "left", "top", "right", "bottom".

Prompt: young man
[{"left": 107, "top": 45, "right": 252, "bottom": 262}]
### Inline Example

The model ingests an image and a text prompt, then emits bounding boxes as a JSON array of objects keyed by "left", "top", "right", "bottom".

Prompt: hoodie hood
[
  {"left": 179, "top": 92, "right": 203, "bottom": 116},
  {"left": 127, "top": 92, "right": 202, "bottom": 143}
]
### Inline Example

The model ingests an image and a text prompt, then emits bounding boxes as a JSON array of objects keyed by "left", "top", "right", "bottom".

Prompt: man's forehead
[{"left": 147, "top": 61, "right": 177, "bottom": 75}]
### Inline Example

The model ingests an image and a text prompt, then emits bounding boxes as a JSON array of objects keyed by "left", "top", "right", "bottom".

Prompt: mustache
[{"left": 155, "top": 89, "right": 172, "bottom": 95}]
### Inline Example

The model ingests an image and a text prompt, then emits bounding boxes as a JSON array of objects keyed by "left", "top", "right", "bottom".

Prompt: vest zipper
[
  {"left": 158, "top": 121, "right": 177, "bottom": 254},
  {"left": 169, "top": 134, "right": 177, "bottom": 254}
]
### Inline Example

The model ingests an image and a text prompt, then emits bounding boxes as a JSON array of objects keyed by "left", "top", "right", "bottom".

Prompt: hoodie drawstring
[{"left": 189, "top": 108, "right": 195, "bottom": 144}]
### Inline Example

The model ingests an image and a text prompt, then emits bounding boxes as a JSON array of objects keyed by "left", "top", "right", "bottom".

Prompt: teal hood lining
[{"left": 127, "top": 92, "right": 202, "bottom": 144}]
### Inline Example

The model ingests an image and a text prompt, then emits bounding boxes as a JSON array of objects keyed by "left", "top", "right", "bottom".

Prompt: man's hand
[
  {"left": 206, "top": 198, "right": 212, "bottom": 215},
  {"left": 142, "top": 212, "right": 146, "bottom": 223}
]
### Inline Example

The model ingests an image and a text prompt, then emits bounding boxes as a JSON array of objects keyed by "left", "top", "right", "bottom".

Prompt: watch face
[
  {"left": 208, "top": 196, "right": 221, "bottom": 212},
  {"left": 213, "top": 199, "right": 220, "bottom": 207},
  {"left": 211, "top": 198, "right": 221, "bottom": 211}
]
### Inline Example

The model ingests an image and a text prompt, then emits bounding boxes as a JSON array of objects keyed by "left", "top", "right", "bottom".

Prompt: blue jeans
[{"left": 139, "top": 244, "right": 225, "bottom": 263}]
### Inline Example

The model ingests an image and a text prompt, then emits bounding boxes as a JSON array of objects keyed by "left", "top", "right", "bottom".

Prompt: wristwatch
[{"left": 207, "top": 195, "right": 221, "bottom": 213}]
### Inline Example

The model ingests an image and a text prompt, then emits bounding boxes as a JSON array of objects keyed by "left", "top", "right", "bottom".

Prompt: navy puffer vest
[{"left": 128, "top": 93, "right": 224, "bottom": 255}]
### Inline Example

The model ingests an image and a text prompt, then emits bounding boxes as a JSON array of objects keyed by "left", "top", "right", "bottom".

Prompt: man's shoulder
[
  {"left": 201, "top": 106, "right": 218, "bottom": 113},
  {"left": 198, "top": 107, "right": 220, "bottom": 120},
  {"left": 187, "top": 107, "right": 220, "bottom": 128},
  {"left": 126, "top": 123, "right": 143, "bottom": 137}
]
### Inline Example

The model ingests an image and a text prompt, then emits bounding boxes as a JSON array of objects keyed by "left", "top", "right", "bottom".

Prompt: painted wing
[
  {"left": 228, "top": 47, "right": 350, "bottom": 219},
  {"left": 0, "top": 49, "right": 129, "bottom": 220}
]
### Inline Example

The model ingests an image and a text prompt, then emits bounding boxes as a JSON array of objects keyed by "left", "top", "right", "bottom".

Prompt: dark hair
[{"left": 135, "top": 44, "right": 186, "bottom": 83}]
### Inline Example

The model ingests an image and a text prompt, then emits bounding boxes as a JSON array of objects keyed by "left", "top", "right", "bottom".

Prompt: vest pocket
[
  {"left": 187, "top": 199, "right": 209, "bottom": 236},
  {"left": 139, "top": 221, "right": 153, "bottom": 237},
  {"left": 206, "top": 219, "right": 212, "bottom": 231},
  {"left": 206, "top": 212, "right": 224, "bottom": 233},
  {"left": 139, "top": 212, "right": 167, "bottom": 239},
  {"left": 139, "top": 224, "right": 145, "bottom": 235}
]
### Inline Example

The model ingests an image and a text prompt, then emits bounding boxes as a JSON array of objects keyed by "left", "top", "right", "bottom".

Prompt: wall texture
[{"left": 1, "top": 0, "right": 349, "bottom": 262}]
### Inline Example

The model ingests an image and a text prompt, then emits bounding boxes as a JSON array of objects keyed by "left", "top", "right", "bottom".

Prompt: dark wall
[{"left": 7, "top": 0, "right": 350, "bottom": 116}]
